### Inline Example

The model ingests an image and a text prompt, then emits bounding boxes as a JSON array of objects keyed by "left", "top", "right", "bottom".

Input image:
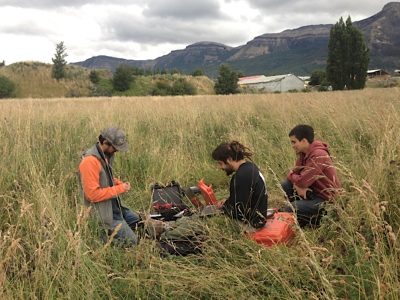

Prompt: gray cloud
[
  {"left": 0, "top": 0, "right": 130, "bottom": 8},
  {"left": 104, "top": 14, "right": 247, "bottom": 46},
  {"left": 246, "top": 0, "right": 389, "bottom": 17},
  {"left": 0, "top": 0, "right": 393, "bottom": 63},
  {"left": 143, "top": 0, "right": 222, "bottom": 20},
  {"left": 101, "top": 1, "right": 247, "bottom": 47},
  {"left": 1, "top": 21, "right": 53, "bottom": 36}
]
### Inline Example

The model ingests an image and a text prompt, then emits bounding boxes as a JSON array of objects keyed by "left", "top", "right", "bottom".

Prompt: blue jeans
[
  {"left": 281, "top": 179, "right": 326, "bottom": 227},
  {"left": 111, "top": 207, "right": 141, "bottom": 247}
]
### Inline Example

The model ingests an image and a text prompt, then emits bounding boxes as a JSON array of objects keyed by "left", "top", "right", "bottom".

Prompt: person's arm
[
  {"left": 287, "top": 156, "right": 302, "bottom": 177},
  {"left": 288, "top": 151, "right": 330, "bottom": 188},
  {"left": 79, "top": 156, "right": 127, "bottom": 203}
]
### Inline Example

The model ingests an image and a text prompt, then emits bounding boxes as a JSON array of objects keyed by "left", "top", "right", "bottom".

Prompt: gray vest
[{"left": 79, "top": 144, "right": 125, "bottom": 230}]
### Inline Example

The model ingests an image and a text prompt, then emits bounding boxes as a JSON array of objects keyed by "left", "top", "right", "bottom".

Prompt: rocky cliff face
[
  {"left": 74, "top": 2, "right": 400, "bottom": 76},
  {"left": 153, "top": 42, "right": 233, "bottom": 73},
  {"left": 356, "top": 2, "right": 400, "bottom": 68},
  {"left": 226, "top": 2, "right": 400, "bottom": 74},
  {"left": 229, "top": 24, "right": 332, "bottom": 61}
]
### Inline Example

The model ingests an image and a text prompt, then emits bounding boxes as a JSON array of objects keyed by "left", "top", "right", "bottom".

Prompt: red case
[{"left": 248, "top": 211, "right": 295, "bottom": 247}]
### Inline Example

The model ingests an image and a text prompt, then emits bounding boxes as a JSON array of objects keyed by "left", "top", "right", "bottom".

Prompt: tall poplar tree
[
  {"left": 52, "top": 41, "right": 68, "bottom": 80},
  {"left": 327, "top": 17, "right": 369, "bottom": 90}
]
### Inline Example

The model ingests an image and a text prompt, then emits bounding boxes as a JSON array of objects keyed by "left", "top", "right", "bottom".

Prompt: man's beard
[
  {"left": 104, "top": 151, "right": 114, "bottom": 159},
  {"left": 224, "top": 168, "right": 234, "bottom": 176}
]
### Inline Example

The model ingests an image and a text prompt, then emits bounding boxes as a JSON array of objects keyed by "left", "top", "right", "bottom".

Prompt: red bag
[{"left": 248, "top": 210, "right": 295, "bottom": 247}]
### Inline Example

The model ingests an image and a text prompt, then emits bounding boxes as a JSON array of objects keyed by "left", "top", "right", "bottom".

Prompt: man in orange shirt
[{"left": 79, "top": 127, "right": 140, "bottom": 246}]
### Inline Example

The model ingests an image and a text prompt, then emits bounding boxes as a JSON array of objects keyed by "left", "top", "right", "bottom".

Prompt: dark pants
[{"left": 281, "top": 179, "right": 326, "bottom": 227}]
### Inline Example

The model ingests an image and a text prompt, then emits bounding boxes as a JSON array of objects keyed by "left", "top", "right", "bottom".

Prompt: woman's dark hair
[
  {"left": 212, "top": 141, "right": 253, "bottom": 163},
  {"left": 289, "top": 124, "right": 314, "bottom": 143}
]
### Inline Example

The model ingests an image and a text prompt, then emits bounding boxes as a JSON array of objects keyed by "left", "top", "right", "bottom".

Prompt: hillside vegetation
[
  {"left": 0, "top": 89, "right": 399, "bottom": 299},
  {"left": 0, "top": 62, "right": 92, "bottom": 98},
  {"left": 0, "top": 62, "right": 215, "bottom": 98}
]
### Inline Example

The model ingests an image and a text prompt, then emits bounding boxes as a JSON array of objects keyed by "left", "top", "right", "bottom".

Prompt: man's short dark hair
[
  {"left": 212, "top": 141, "right": 252, "bottom": 163},
  {"left": 98, "top": 134, "right": 106, "bottom": 144},
  {"left": 289, "top": 124, "right": 314, "bottom": 143}
]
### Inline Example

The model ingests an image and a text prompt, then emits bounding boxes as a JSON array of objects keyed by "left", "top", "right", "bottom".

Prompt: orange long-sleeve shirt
[{"left": 79, "top": 156, "right": 126, "bottom": 203}]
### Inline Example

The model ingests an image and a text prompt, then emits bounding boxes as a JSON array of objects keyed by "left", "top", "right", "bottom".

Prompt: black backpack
[{"left": 151, "top": 181, "right": 190, "bottom": 221}]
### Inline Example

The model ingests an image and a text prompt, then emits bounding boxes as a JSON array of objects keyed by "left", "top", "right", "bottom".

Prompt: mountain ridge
[{"left": 73, "top": 2, "right": 400, "bottom": 77}]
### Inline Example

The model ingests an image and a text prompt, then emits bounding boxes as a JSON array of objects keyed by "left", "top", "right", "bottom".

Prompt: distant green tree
[
  {"left": 52, "top": 41, "right": 68, "bottom": 80},
  {"left": 345, "top": 17, "right": 369, "bottom": 89},
  {"left": 89, "top": 70, "right": 100, "bottom": 84},
  {"left": 214, "top": 64, "right": 239, "bottom": 94},
  {"left": 112, "top": 65, "right": 133, "bottom": 91},
  {"left": 192, "top": 69, "right": 204, "bottom": 77},
  {"left": 327, "top": 16, "right": 369, "bottom": 90},
  {"left": 309, "top": 70, "right": 327, "bottom": 86},
  {"left": 0, "top": 75, "right": 16, "bottom": 98}
]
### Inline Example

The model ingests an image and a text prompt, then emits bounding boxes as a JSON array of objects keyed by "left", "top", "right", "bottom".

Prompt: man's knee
[
  {"left": 293, "top": 199, "right": 326, "bottom": 227},
  {"left": 112, "top": 221, "right": 138, "bottom": 246},
  {"left": 123, "top": 208, "right": 141, "bottom": 229}
]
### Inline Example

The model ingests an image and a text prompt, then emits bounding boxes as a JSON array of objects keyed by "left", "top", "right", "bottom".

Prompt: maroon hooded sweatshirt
[{"left": 287, "top": 140, "right": 341, "bottom": 201}]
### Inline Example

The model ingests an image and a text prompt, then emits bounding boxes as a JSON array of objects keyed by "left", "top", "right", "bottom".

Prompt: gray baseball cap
[{"left": 100, "top": 127, "right": 129, "bottom": 151}]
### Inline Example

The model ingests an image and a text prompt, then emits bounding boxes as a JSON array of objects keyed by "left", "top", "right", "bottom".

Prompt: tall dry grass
[{"left": 0, "top": 88, "right": 399, "bottom": 299}]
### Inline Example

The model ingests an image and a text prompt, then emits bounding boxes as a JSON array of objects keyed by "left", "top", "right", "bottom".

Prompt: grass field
[{"left": 0, "top": 88, "right": 399, "bottom": 299}]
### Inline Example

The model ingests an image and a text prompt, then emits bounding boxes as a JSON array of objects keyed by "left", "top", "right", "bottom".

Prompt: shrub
[
  {"left": 0, "top": 75, "right": 16, "bottom": 98},
  {"left": 65, "top": 89, "right": 81, "bottom": 98},
  {"left": 150, "top": 78, "right": 197, "bottom": 96},
  {"left": 113, "top": 65, "right": 134, "bottom": 92},
  {"left": 151, "top": 80, "right": 173, "bottom": 96},
  {"left": 171, "top": 78, "right": 196, "bottom": 95},
  {"left": 192, "top": 69, "right": 204, "bottom": 77},
  {"left": 309, "top": 70, "right": 327, "bottom": 86},
  {"left": 89, "top": 70, "right": 100, "bottom": 84},
  {"left": 91, "top": 79, "right": 113, "bottom": 97}
]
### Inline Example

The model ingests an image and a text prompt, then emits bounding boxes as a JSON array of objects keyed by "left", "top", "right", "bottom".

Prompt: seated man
[
  {"left": 281, "top": 124, "right": 341, "bottom": 227},
  {"left": 212, "top": 141, "right": 268, "bottom": 229},
  {"left": 79, "top": 127, "right": 141, "bottom": 246}
]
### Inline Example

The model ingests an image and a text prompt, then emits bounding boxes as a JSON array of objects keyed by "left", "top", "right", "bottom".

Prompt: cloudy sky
[{"left": 0, "top": 0, "right": 392, "bottom": 64}]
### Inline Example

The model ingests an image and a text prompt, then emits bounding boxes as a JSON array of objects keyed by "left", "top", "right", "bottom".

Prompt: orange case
[
  {"left": 248, "top": 211, "right": 295, "bottom": 247},
  {"left": 197, "top": 179, "right": 218, "bottom": 205}
]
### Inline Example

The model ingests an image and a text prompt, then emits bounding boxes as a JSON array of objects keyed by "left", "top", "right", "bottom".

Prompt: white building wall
[
  {"left": 280, "top": 75, "right": 305, "bottom": 92},
  {"left": 240, "top": 74, "right": 304, "bottom": 92},
  {"left": 262, "top": 81, "right": 282, "bottom": 92}
]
